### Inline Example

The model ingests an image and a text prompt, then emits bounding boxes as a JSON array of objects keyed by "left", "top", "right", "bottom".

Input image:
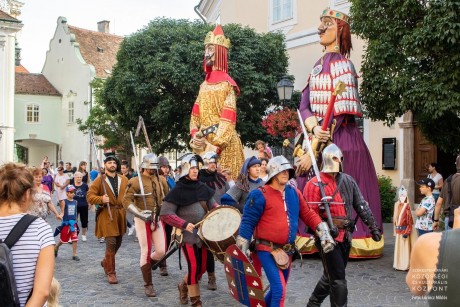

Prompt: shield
[{"left": 224, "top": 244, "right": 265, "bottom": 307}]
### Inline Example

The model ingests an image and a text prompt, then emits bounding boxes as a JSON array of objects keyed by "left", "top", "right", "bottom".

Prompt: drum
[{"left": 199, "top": 206, "right": 241, "bottom": 263}]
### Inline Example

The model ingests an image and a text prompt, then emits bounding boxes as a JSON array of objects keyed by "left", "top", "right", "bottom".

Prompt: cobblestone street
[{"left": 50, "top": 213, "right": 427, "bottom": 307}]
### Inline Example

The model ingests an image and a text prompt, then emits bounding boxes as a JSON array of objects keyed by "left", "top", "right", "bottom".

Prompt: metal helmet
[
  {"left": 321, "top": 143, "right": 343, "bottom": 173},
  {"left": 141, "top": 153, "right": 159, "bottom": 170},
  {"left": 180, "top": 153, "right": 204, "bottom": 178},
  {"left": 266, "top": 156, "right": 295, "bottom": 182},
  {"left": 202, "top": 151, "right": 218, "bottom": 170},
  {"left": 158, "top": 156, "right": 169, "bottom": 168}
]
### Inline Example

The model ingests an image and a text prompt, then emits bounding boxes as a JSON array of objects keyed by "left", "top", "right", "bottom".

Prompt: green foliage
[
  {"left": 96, "top": 18, "right": 288, "bottom": 153},
  {"left": 350, "top": 0, "right": 460, "bottom": 153},
  {"left": 77, "top": 78, "right": 132, "bottom": 157},
  {"left": 377, "top": 174, "right": 397, "bottom": 223}
]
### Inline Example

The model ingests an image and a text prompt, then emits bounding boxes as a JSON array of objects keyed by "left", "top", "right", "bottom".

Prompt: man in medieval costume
[
  {"left": 87, "top": 152, "right": 128, "bottom": 284},
  {"left": 304, "top": 144, "right": 382, "bottom": 306},
  {"left": 122, "top": 153, "right": 169, "bottom": 297},
  {"left": 236, "top": 155, "right": 335, "bottom": 307},
  {"left": 189, "top": 24, "right": 244, "bottom": 178},
  {"left": 160, "top": 154, "right": 219, "bottom": 307},
  {"left": 297, "top": 8, "right": 383, "bottom": 258}
]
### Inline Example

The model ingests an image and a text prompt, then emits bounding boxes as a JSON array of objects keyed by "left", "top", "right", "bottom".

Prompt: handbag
[{"left": 271, "top": 248, "right": 290, "bottom": 270}]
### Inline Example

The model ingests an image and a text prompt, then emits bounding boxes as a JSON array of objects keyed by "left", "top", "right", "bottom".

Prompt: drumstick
[
  {"left": 194, "top": 219, "right": 206, "bottom": 228},
  {"left": 194, "top": 211, "right": 221, "bottom": 228}
]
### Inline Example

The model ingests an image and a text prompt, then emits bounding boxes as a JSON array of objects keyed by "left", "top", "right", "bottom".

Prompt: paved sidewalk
[{"left": 50, "top": 212, "right": 427, "bottom": 306}]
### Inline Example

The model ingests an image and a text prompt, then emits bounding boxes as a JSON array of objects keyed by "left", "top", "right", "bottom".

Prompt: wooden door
[{"left": 414, "top": 127, "right": 437, "bottom": 203}]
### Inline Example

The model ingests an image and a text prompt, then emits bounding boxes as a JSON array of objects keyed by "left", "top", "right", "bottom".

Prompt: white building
[
  {"left": 36, "top": 17, "right": 123, "bottom": 167},
  {"left": 0, "top": 0, "right": 22, "bottom": 163}
]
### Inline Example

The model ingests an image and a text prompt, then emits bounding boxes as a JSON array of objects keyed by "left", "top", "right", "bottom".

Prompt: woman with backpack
[{"left": 0, "top": 163, "right": 55, "bottom": 306}]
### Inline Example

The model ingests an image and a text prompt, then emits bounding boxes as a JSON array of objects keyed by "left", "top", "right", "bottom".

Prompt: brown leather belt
[
  {"left": 256, "top": 239, "right": 296, "bottom": 254},
  {"left": 100, "top": 204, "right": 123, "bottom": 209},
  {"left": 331, "top": 217, "right": 353, "bottom": 229}
]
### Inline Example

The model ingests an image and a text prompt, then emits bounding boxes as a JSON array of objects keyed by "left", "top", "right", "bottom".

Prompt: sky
[{"left": 18, "top": 0, "right": 200, "bottom": 73}]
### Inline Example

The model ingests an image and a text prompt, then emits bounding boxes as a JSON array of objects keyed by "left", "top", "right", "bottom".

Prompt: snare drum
[{"left": 199, "top": 206, "right": 241, "bottom": 262}]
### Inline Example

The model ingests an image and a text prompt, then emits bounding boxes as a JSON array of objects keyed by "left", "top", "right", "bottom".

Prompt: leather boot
[
  {"left": 106, "top": 251, "right": 118, "bottom": 284},
  {"left": 307, "top": 275, "right": 330, "bottom": 307},
  {"left": 178, "top": 280, "right": 188, "bottom": 305},
  {"left": 141, "top": 264, "right": 156, "bottom": 297},
  {"left": 207, "top": 272, "right": 217, "bottom": 290},
  {"left": 101, "top": 257, "right": 108, "bottom": 275},
  {"left": 188, "top": 284, "right": 201, "bottom": 306},
  {"left": 329, "top": 279, "right": 347, "bottom": 307},
  {"left": 190, "top": 296, "right": 202, "bottom": 307},
  {"left": 159, "top": 261, "right": 169, "bottom": 276}
]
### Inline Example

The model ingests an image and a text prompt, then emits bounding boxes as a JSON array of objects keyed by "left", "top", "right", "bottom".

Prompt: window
[
  {"left": 273, "top": 0, "right": 293, "bottom": 23},
  {"left": 68, "top": 101, "right": 74, "bottom": 123},
  {"left": 26, "top": 104, "right": 39, "bottom": 123}
]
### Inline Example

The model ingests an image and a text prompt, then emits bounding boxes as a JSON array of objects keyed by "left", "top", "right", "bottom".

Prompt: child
[
  {"left": 415, "top": 178, "right": 436, "bottom": 236},
  {"left": 55, "top": 185, "right": 80, "bottom": 260},
  {"left": 47, "top": 277, "right": 61, "bottom": 307}
]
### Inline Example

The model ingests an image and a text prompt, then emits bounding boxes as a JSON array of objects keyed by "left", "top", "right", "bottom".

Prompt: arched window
[{"left": 26, "top": 104, "right": 39, "bottom": 123}]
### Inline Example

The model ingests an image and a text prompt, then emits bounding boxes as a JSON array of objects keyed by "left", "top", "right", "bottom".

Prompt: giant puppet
[
  {"left": 297, "top": 8, "right": 383, "bottom": 258},
  {"left": 189, "top": 25, "right": 244, "bottom": 177}
]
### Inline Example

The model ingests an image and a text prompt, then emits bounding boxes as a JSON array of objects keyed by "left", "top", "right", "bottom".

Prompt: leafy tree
[
  {"left": 95, "top": 18, "right": 288, "bottom": 153},
  {"left": 350, "top": 0, "right": 460, "bottom": 153},
  {"left": 77, "top": 78, "right": 132, "bottom": 158}
]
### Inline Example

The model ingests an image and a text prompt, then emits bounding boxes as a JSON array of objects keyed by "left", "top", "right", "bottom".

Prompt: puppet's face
[
  {"left": 398, "top": 187, "right": 408, "bottom": 203},
  {"left": 318, "top": 17, "right": 337, "bottom": 47},
  {"left": 205, "top": 44, "right": 215, "bottom": 68}
]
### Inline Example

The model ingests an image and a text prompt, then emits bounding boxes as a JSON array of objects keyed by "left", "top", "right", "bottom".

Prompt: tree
[
  {"left": 93, "top": 18, "right": 288, "bottom": 153},
  {"left": 350, "top": 0, "right": 460, "bottom": 153},
  {"left": 77, "top": 78, "right": 132, "bottom": 158}
]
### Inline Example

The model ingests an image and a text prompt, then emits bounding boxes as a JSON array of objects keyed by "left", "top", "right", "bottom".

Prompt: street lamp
[{"left": 277, "top": 76, "right": 294, "bottom": 104}]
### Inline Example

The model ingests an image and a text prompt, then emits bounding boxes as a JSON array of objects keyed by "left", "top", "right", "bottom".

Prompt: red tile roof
[
  {"left": 15, "top": 65, "right": 29, "bottom": 73},
  {"left": 15, "top": 73, "right": 61, "bottom": 96},
  {"left": 68, "top": 25, "right": 124, "bottom": 78},
  {"left": 0, "top": 10, "right": 20, "bottom": 22}
]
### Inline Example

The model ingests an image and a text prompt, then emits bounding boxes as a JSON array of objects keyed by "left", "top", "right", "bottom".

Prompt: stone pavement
[{"left": 50, "top": 212, "right": 428, "bottom": 307}]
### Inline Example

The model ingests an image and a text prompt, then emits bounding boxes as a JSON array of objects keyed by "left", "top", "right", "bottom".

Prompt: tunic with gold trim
[{"left": 190, "top": 79, "right": 244, "bottom": 177}]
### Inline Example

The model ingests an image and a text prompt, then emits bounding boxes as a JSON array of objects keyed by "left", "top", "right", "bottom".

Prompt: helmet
[
  {"left": 322, "top": 144, "right": 343, "bottom": 173},
  {"left": 141, "top": 153, "right": 159, "bottom": 170},
  {"left": 180, "top": 153, "right": 204, "bottom": 178},
  {"left": 202, "top": 151, "right": 218, "bottom": 170},
  {"left": 158, "top": 156, "right": 169, "bottom": 168},
  {"left": 266, "top": 156, "right": 294, "bottom": 182}
]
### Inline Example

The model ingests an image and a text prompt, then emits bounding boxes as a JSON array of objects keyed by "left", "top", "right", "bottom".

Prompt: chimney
[{"left": 97, "top": 20, "right": 110, "bottom": 33}]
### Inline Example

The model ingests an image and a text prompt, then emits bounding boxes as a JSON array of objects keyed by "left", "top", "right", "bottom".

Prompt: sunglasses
[{"left": 67, "top": 191, "right": 75, "bottom": 194}]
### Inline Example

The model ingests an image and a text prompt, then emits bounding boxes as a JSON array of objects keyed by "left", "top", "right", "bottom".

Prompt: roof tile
[
  {"left": 68, "top": 25, "right": 123, "bottom": 78},
  {"left": 15, "top": 73, "right": 62, "bottom": 96}
]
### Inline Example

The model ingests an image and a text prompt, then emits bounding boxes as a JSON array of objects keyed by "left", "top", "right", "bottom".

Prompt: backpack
[{"left": 0, "top": 214, "right": 38, "bottom": 307}]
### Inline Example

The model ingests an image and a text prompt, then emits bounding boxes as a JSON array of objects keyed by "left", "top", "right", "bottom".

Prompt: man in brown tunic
[{"left": 87, "top": 153, "right": 128, "bottom": 284}]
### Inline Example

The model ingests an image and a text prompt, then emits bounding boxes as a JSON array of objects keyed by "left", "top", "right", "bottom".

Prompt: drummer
[
  {"left": 221, "top": 156, "right": 264, "bottom": 213},
  {"left": 198, "top": 151, "right": 230, "bottom": 290},
  {"left": 160, "top": 154, "right": 218, "bottom": 307}
]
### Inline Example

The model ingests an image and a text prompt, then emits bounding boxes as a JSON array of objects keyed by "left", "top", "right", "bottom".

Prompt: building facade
[
  {"left": 38, "top": 17, "right": 123, "bottom": 167},
  {"left": 0, "top": 0, "right": 22, "bottom": 163}
]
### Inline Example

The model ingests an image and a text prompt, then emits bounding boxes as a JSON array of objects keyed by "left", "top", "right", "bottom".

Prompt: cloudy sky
[{"left": 18, "top": 0, "right": 199, "bottom": 73}]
